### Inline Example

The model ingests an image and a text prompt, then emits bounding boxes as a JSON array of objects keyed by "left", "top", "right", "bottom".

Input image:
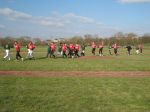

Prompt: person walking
[
  {"left": 139, "top": 43, "right": 144, "bottom": 54},
  {"left": 26, "top": 41, "right": 35, "bottom": 59},
  {"left": 68, "top": 43, "right": 75, "bottom": 58},
  {"left": 3, "top": 43, "right": 11, "bottom": 61},
  {"left": 98, "top": 41, "right": 104, "bottom": 56},
  {"left": 74, "top": 44, "right": 80, "bottom": 58},
  {"left": 91, "top": 42, "right": 96, "bottom": 55},
  {"left": 14, "top": 41, "right": 24, "bottom": 61},
  {"left": 50, "top": 42, "right": 56, "bottom": 58},
  {"left": 126, "top": 45, "right": 132, "bottom": 56},
  {"left": 81, "top": 44, "right": 86, "bottom": 56},
  {"left": 113, "top": 43, "right": 119, "bottom": 56},
  {"left": 61, "top": 43, "right": 67, "bottom": 58}
]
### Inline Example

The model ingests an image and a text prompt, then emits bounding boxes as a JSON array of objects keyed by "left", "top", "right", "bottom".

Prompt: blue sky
[{"left": 0, "top": 0, "right": 150, "bottom": 38}]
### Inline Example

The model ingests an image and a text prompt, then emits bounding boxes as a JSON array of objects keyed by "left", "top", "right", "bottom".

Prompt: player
[
  {"left": 57, "top": 42, "right": 62, "bottom": 56},
  {"left": 61, "top": 43, "right": 67, "bottom": 58},
  {"left": 74, "top": 44, "right": 80, "bottom": 58},
  {"left": 68, "top": 43, "right": 75, "bottom": 58},
  {"left": 81, "top": 44, "right": 86, "bottom": 56},
  {"left": 91, "top": 42, "right": 96, "bottom": 55},
  {"left": 139, "top": 43, "right": 144, "bottom": 54},
  {"left": 98, "top": 41, "right": 104, "bottom": 56},
  {"left": 126, "top": 45, "right": 132, "bottom": 56},
  {"left": 108, "top": 45, "right": 112, "bottom": 55},
  {"left": 50, "top": 42, "right": 56, "bottom": 58},
  {"left": 136, "top": 46, "right": 140, "bottom": 54},
  {"left": 14, "top": 41, "right": 23, "bottom": 61},
  {"left": 46, "top": 43, "right": 51, "bottom": 58},
  {"left": 26, "top": 41, "right": 35, "bottom": 59},
  {"left": 112, "top": 43, "right": 119, "bottom": 56},
  {"left": 3, "top": 43, "right": 11, "bottom": 61}
]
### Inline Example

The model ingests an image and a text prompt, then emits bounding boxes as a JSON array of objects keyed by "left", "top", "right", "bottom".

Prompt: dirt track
[{"left": 0, "top": 71, "right": 150, "bottom": 77}]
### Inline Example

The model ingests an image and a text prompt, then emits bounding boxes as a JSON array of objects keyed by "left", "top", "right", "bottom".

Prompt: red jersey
[
  {"left": 139, "top": 44, "right": 144, "bottom": 49},
  {"left": 99, "top": 42, "right": 104, "bottom": 48},
  {"left": 75, "top": 44, "right": 80, "bottom": 51},
  {"left": 62, "top": 44, "right": 67, "bottom": 52},
  {"left": 113, "top": 44, "right": 118, "bottom": 49},
  {"left": 92, "top": 43, "right": 96, "bottom": 48},
  {"left": 99, "top": 44, "right": 104, "bottom": 48},
  {"left": 69, "top": 44, "right": 74, "bottom": 50},
  {"left": 51, "top": 44, "right": 56, "bottom": 51},
  {"left": 29, "top": 44, "right": 35, "bottom": 50},
  {"left": 15, "top": 44, "right": 21, "bottom": 51}
]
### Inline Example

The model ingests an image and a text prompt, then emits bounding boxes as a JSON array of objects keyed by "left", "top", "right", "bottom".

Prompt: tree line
[{"left": 0, "top": 32, "right": 150, "bottom": 47}]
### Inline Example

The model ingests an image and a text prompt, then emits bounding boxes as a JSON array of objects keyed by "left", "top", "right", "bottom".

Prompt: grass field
[
  {"left": 0, "top": 76, "right": 150, "bottom": 112},
  {"left": 0, "top": 46, "right": 150, "bottom": 71},
  {"left": 0, "top": 45, "right": 150, "bottom": 112}
]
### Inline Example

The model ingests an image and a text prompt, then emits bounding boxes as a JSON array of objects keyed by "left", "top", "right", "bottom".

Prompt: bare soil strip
[{"left": 0, "top": 71, "right": 150, "bottom": 77}]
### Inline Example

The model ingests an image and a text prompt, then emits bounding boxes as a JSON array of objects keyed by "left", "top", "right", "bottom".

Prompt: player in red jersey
[
  {"left": 14, "top": 41, "right": 23, "bottom": 61},
  {"left": 26, "top": 41, "right": 36, "bottom": 59},
  {"left": 75, "top": 44, "right": 80, "bottom": 57},
  {"left": 98, "top": 41, "right": 104, "bottom": 56},
  {"left": 138, "top": 43, "right": 144, "bottom": 54},
  {"left": 61, "top": 43, "right": 67, "bottom": 58},
  {"left": 91, "top": 42, "right": 96, "bottom": 55},
  {"left": 50, "top": 42, "right": 56, "bottom": 58},
  {"left": 112, "top": 43, "right": 119, "bottom": 56},
  {"left": 68, "top": 43, "right": 75, "bottom": 58}
]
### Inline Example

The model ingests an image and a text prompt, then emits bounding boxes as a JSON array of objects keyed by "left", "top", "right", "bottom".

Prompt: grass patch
[
  {"left": 0, "top": 46, "right": 150, "bottom": 71},
  {"left": 0, "top": 76, "right": 150, "bottom": 112}
]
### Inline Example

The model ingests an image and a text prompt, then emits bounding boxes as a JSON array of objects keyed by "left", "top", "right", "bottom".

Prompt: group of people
[
  {"left": 3, "top": 41, "right": 36, "bottom": 61},
  {"left": 2, "top": 41, "right": 144, "bottom": 61},
  {"left": 46, "top": 42, "right": 84, "bottom": 58},
  {"left": 91, "top": 41, "right": 144, "bottom": 56}
]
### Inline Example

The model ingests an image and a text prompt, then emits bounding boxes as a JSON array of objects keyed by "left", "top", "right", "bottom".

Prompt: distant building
[{"left": 46, "top": 38, "right": 69, "bottom": 43}]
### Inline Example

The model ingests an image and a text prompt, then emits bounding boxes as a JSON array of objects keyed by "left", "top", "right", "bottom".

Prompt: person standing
[
  {"left": 91, "top": 42, "right": 96, "bottom": 55},
  {"left": 98, "top": 41, "right": 104, "bottom": 56},
  {"left": 3, "top": 43, "right": 11, "bottom": 61},
  {"left": 14, "top": 41, "right": 23, "bottom": 61}
]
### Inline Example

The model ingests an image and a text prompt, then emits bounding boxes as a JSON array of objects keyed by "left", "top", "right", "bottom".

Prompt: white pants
[
  {"left": 26, "top": 49, "right": 33, "bottom": 58},
  {"left": 60, "top": 51, "right": 63, "bottom": 56},
  {"left": 4, "top": 49, "right": 10, "bottom": 60},
  {"left": 136, "top": 50, "right": 139, "bottom": 54}
]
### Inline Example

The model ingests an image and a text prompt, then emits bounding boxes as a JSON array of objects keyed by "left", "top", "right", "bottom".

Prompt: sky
[{"left": 0, "top": 0, "right": 150, "bottom": 39}]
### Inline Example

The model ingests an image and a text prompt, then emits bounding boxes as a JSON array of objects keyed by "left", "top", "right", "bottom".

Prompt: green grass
[
  {"left": 0, "top": 46, "right": 150, "bottom": 112},
  {"left": 0, "top": 76, "right": 150, "bottom": 112},
  {"left": 0, "top": 46, "right": 150, "bottom": 71}
]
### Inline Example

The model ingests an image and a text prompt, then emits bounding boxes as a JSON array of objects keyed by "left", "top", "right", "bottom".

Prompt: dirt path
[{"left": 0, "top": 71, "right": 150, "bottom": 77}]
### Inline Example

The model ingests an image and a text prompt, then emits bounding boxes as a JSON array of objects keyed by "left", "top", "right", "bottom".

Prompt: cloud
[
  {"left": 0, "top": 24, "right": 5, "bottom": 29},
  {"left": 0, "top": 8, "right": 119, "bottom": 37},
  {"left": 0, "top": 8, "right": 103, "bottom": 28},
  {"left": 118, "top": 0, "right": 150, "bottom": 3},
  {"left": 0, "top": 8, "right": 32, "bottom": 20},
  {"left": 64, "top": 13, "right": 98, "bottom": 24}
]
